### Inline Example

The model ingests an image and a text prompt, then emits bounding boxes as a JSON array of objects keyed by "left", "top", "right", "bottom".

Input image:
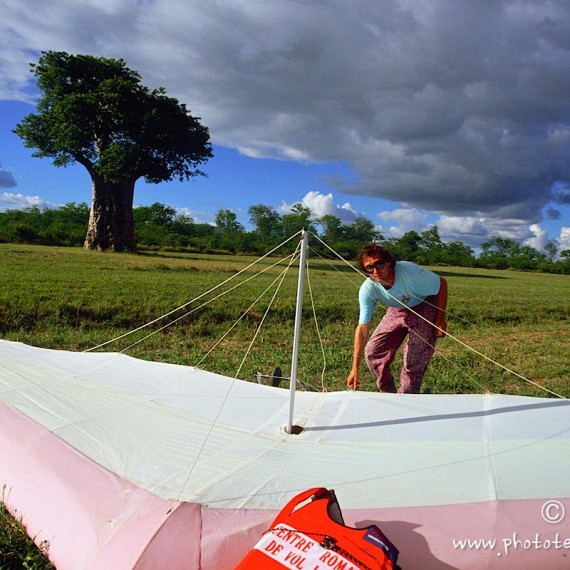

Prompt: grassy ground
[
  {"left": 1, "top": 243, "right": 568, "bottom": 396},
  {"left": 1, "top": 243, "right": 569, "bottom": 567}
]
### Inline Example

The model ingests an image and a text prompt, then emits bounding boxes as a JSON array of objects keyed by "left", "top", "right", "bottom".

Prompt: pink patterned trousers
[{"left": 364, "top": 296, "right": 438, "bottom": 393}]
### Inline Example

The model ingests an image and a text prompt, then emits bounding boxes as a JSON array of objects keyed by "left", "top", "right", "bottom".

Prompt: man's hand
[
  {"left": 348, "top": 324, "right": 369, "bottom": 390},
  {"left": 347, "top": 369, "right": 359, "bottom": 391}
]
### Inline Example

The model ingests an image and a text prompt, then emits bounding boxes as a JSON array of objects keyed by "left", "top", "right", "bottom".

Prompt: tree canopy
[{"left": 14, "top": 51, "right": 212, "bottom": 251}]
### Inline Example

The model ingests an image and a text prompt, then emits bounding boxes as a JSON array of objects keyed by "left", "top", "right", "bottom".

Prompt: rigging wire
[
  {"left": 169, "top": 231, "right": 567, "bottom": 504},
  {"left": 174, "top": 241, "right": 304, "bottom": 501},
  {"left": 373, "top": 276, "right": 565, "bottom": 398},
  {"left": 305, "top": 260, "right": 328, "bottom": 392},
  {"left": 235, "top": 243, "right": 302, "bottom": 379},
  {"left": 87, "top": 227, "right": 563, "bottom": 399},
  {"left": 309, "top": 235, "right": 488, "bottom": 389},
  {"left": 406, "top": 328, "right": 491, "bottom": 394},
  {"left": 195, "top": 257, "right": 295, "bottom": 369},
  {"left": 308, "top": 231, "right": 565, "bottom": 399},
  {"left": 310, "top": 232, "right": 477, "bottom": 329},
  {"left": 310, "top": 246, "right": 495, "bottom": 392},
  {"left": 85, "top": 231, "right": 302, "bottom": 353},
  {"left": 117, "top": 250, "right": 299, "bottom": 354}
]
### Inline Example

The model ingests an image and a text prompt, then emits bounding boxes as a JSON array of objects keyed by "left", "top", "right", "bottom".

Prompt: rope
[
  {"left": 110, "top": 250, "right": 299, "bottom": 354},
  {"left": 234, "top": 244, "right": 301, "bottom": 378},
  {"left": 85, "top": 231, "right": 302, "bottom": 352},
  {"left": 376, "top": 286, "right": 565, "bottom": 398},
  {"left": 310, "top": 231, "right": 483, "bottom": 331},
  {"left": 195, "top": 257, "right": 296, "bottom": 369},
  {"left": 173, "top": 238, "right": 310, "bottom": 502},
  {"left": 308, "top": 231, "right": 565, "bottom": 399},
  {"left": 174, "top": 377, "right": 238, "bottom": 502},
  {"left": 406, "top": 327, "right": 491, "bottom": 394},
  {"left": 370, "top": 273, "right": 564, "bottom": 398},
  {"left": 305, "top": 261, "right": 328, "bottom": 392},
  {"left": 86, "top": 227, "right": 563, "bottom": 399}
]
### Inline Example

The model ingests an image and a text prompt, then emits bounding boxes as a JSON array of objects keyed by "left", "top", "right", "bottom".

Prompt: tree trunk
[{"left": 84, "top": 176, "right": 137, "bottom": 252}]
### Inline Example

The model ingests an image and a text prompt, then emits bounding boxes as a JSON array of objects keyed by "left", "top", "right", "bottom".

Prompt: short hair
[{"left": 356, "top": 244, "right": 396, "bottom": 272}]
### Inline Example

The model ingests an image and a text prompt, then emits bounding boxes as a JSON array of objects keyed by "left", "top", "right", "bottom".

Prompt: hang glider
[
  {"left": 1, "top": 232, "right": 568, "bottom": 569},
  {"left": 1, "top": 339, "right": 569, "bottom": 569}
]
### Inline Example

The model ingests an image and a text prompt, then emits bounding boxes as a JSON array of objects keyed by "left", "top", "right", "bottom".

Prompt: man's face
[{"left": 362, "top": 255, "right": 390, "bottom": 283}]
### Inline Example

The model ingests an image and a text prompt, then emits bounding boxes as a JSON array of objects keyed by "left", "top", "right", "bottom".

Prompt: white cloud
[
  {"left": 558, "top": 227, "right": 570, "bottom": 251},
  {"left": 175, "top": 206, "right": 214, "bottom": 225},
  {"left": 482, "top": 219, "right": 539, "bottom": 241},
  {"left": 0, "top": 191, "right": 57, "bottom": 211},
  {"left": 376, "top": 208, "right": 429, "bottom": 238},
  {"left": 173, "top": 206, "right": 194, "bottom": 220},
  {"left": 433, "top": 215, "right": 489, "bottom": 246},
  {"left": 523, "top": 223, "right": 550, "bottom": 252},
  {"left": 131, "top": 203, "right": 214, "bottom": 225},
  {"left": 436, "top": 216, "right": 487, "bottom": 238},
  {"left": 372, "top": 213, "right": 557, "bottom": 250},
  {"left": 301, "top": 191, "right": 358, "bottom": 221},
  {"left": 279, "top": 191, "right": 359, "bottom": 223}
]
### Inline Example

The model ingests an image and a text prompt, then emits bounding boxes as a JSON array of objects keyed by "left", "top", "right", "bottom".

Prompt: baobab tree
[{"left": 15, "top": 51, "right": 212, "bottom": 251}]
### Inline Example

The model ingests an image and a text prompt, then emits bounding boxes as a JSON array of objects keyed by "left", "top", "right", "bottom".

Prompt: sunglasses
[{"left": 364, "top": 260, "right": 387, "bottom": 273}]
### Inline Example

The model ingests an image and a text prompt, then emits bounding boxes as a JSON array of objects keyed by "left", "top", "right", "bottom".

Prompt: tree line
[{"left": 1, "top": 201, "right": 568, "bottom": 274}]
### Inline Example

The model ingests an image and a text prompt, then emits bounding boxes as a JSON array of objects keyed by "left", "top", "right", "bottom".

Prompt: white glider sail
[{"left": 1, "top": 232, "right": 569, "bottom": 569}]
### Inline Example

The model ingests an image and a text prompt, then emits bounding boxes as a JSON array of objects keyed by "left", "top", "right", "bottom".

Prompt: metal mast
[{"left": 286, "top": 229, "right": 308, "bottom": 434}]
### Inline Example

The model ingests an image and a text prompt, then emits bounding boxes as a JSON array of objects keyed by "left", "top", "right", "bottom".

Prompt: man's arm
[
  {"left": 347, "top": 323, "right": 370, "bottom": 390},
  {"left": 434, "top": 277, "right": 448, "bottom": 338}
]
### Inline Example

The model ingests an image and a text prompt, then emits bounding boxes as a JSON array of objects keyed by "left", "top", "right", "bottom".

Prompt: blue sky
[
  {"left": 1, "top": 100, "right": 371, "bottom": 229},
  {"left": 1, "top": 1, "right": 569, "bottom": 251}
]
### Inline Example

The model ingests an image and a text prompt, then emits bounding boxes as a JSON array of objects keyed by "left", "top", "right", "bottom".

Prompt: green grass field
[
  {"left": 0, "top": 242, "right": 569, "bottom": 567},
  {"left": 1, "top": 242, "right": 568, "bottom": 397}
]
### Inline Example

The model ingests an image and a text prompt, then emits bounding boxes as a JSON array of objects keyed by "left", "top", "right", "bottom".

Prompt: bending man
[{"left": 347, "top": 244, "right": 448, "bottom": 393}]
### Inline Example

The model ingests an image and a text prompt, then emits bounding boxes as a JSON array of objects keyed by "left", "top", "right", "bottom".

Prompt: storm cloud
[
  {"left": 1, "top": 0, "right": 569, "bottom": 241},
  {"left": 0, "top": 163, "right": 16, "bottom": 188}
]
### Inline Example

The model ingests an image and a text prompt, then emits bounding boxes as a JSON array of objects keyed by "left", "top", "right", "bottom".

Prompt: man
[{"left": 347, "top": 244, "right": 448, "bottom": 393}]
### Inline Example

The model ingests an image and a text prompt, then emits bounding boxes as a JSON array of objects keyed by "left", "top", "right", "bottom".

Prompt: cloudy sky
[{"left": 1, "top": 0, "right": 569, "bottom": 251}]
